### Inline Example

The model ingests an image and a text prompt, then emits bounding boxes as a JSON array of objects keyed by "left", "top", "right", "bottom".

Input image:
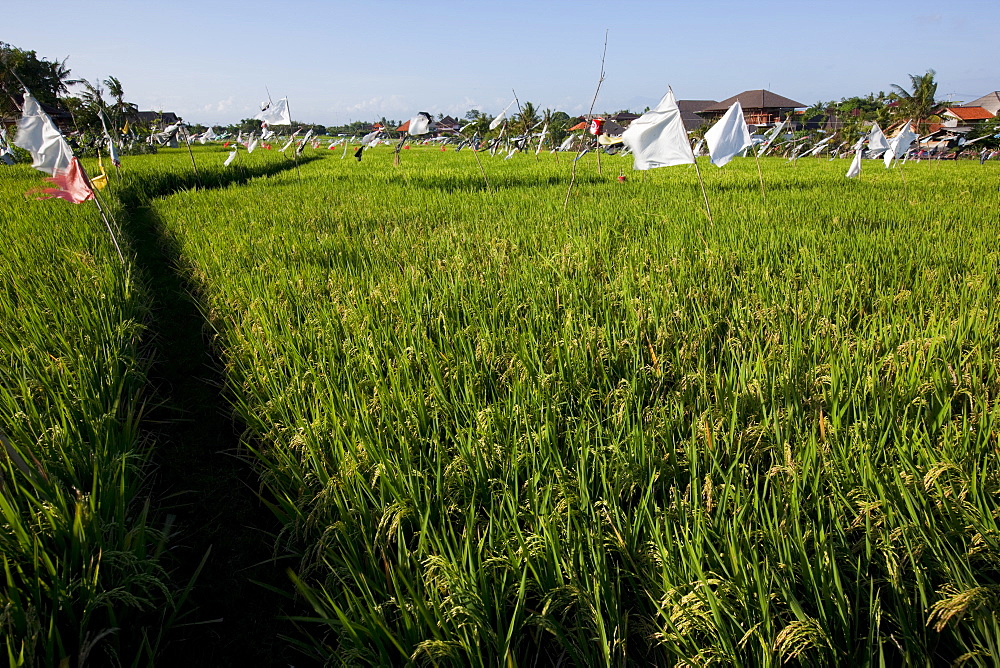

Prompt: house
[
  {"left": 1, "top": 92, "right": 74, "bottom": 131},
  {"left": 940, "top": 106, "right": 994, "bottom": 128},
  {"left": 436, "top": 115, "right": 460, "bottom": 131},
  {"left": 135, "top": 111, "right": 180, "bottom": 131},
  {"left": 699, "top": 90, "right": 805, "bottom": 127},
  {"left": 960, "top": 92, "right": 1000, "bottom": 116},
  {"left": 677, "top": 100, "right": 716, "bottom": 131},
  {"left": 609, "top": 111, "right": 639, "bottom": 125}
]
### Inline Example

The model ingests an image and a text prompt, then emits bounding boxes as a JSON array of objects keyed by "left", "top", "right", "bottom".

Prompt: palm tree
[
  {"left": 102, "top": 75, "right": 137, "bottom": 130},
  {"left": 890, "top": 69, "right": 939, "bottom": 134},
  {"left": 516, "top": 101, "right": 540, "bottom": 136}
]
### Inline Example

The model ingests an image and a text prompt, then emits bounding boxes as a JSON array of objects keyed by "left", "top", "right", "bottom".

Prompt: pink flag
[{"left": 31, "top": 158, "right": 94, "bottom": 204}]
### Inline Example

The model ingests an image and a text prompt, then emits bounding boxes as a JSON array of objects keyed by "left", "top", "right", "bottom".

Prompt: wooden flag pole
[
  {"left": 470, "top": 134, "right": 490, "bottom": 190},
  {"left": 753, "top": 149, "right": 767, "bottom": 202},
  {"left": 77, "top": 161, "right": 125, "bottom": 263},
  {"left": 692, "top": 152, "right": 713, "bottom": 224},
  {"left": 680, "top": 89, "right": 713, "bottom": 224},
  {"left": 512, "top": 88, "right": 540, "bottom": 163},
  {"left": 182, "top": 126, "right": 202, "bottom": 188},
  {"left": 284, "top": 98, "right": 302, "bottom": 181},
  {"left": 564, "top": 29, "right": 609, "bottom": 209}
]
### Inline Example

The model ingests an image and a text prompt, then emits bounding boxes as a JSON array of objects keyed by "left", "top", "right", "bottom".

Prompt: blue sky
[{"left": 8, "top": 0, "right": 998, "bottom": 126}]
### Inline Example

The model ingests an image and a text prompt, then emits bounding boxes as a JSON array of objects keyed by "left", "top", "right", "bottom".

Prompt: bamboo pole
[
  {"left": 564, "top": 29, "right": 609, "bottom": 209},
  {"left": 182, "top": 126, "right": 202, "bottom": 188},
  {"left": 78, "top": 161, "right": 125, "bottom": 262}
]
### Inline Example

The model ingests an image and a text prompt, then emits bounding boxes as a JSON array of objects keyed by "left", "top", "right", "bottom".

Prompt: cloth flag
[
  {"left": 705, "top": 101, "right": 752, "bottom": 167},
  {"left": 280, "top": 130, "right": 301, "bottom": 152},
  {"left": 884, "top": 122, "right": 917, "bottom": 168},
  {"left": 867, "top": 123, "right": 889, "bottom": 156},
  {"left": 807, "top": 135, "right": 833, "bottom": 156},
  {"left": 408, "top": 112, "right": 434, "bottom": 136},
  {"left": 621, "top": 87, "right": 694, "bottom": 170},
  {"left": 14, "top": 91, "right": 74, "bottom": 175},
  {"left": 247, "top": 137, "right": 258, "bottom": 153},
  {"left": 33, "top": 157, "right": 95, "bottom": 203},
  {"left": 846, "top": 135, "right": 866, "bottom": 178},
  {"left": 489, "top": 100, "right": 515, "bottom": 131},
  {"left": 759, "top": 119, "right": 787, "bottom": 155},
  {"left": 224, "top": 148, "right": 238, "bottom": 166},
  {"left": 255, "top": 97, "right": 291, "bottom": 125},
  {"left": 536, "top": 123, "right": 548, "bottom": 154},
  {"left": 296, "top": 129, "right": 314, "bottom": 154},
  {"left": 1, "top": 126, "right": 14, "bottom": 165}
]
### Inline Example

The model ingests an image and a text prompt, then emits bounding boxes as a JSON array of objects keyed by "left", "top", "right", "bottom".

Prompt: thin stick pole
[
  {"left": 898, "top": 157, "right": 908, "bottom": 200},
  {"left": 470, "top": 137, "right": 490, "bottom": 189},
  {"left": 183, "top": 128, "right": 202, "bottom": 188},
  {"left": 680, "top": 88, "right": 713, "bottom": 224},
  {"left": 754, "top": 150, "right": 767, "bottom": 203},
  {"left": 564, "top": 29, "right": 609, "bottom": 209},
  {"left": 78, "top": 162, "right": 125, "bottom": 262},
  {"left": 394, "top": 136, "right": 405, "bottom": 166},
  {"left": 285, "top": 98, "right": 302, "bottom": 181},
  {"left": 692, "top": 157, "right": 713, "bottom": 224},
  {"left": 511, "top": 88, "right": 539, "bottom": 163}
]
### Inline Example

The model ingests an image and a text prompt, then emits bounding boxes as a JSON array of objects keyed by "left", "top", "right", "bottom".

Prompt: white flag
[
  {"left": 536, "top": 122, "right": 548, "bottom": 155},
  {"left": 280, "top": 130, "right": 301, "bottom": 152},
  {"left": 884, "top": 122, "right": 917, "bottom": 168},
  {"left": 621, "top": 87, "right": 694, "bottom": 170},
  {"left": 759, "top": 119, "right": 787, "bottom": 154},
  {"left": 247, "top": 137, "right": 258, "bottom": 153},
  {"left": 14, "top": 91, "right": 74, "bottom": 175},
  {"left": 224, "top": 148, "right": 237, "bottom": 166},
  {"left": 807, "top": 135, "right": 833, "bottom": 156},
  {"left": 489, "top": 100, "right": 515, "bottom": 131},
  {"left": 846, "top": 136, "right": 866, "bottom": 178},
  {"left": 255, "top": 97, "right": 291, "bottom": 126},
  {"left": 361, "top": 130, "right": 381, "bottom": 146},
  {"left": 408, "top": 112, "right": 434, "bottom": 136},
  {"left": 867, "top": 123, "right": 889, "bottom": 156},
  {"left": 705, "top": 101, "right": 752, "bottom": 167}
]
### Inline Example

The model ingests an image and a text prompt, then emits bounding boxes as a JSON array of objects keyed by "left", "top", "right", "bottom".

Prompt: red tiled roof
[
  {"left": 395, "top": 120, "right": 410, "bottom": 132},
  {"left": 944, "top": 106, "right": 993, "bottom": 120},
  {"left": 566, "top": 121, "right": 588, "bottom": 131}
]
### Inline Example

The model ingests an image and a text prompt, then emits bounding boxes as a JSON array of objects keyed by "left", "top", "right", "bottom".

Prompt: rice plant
[{"left": 21, "top": 143, "right": 1000, "bottom": 666}]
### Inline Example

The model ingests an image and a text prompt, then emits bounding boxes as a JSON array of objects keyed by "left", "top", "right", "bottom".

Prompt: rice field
[{"left": 4, "top": 143, "right": 1000, "bottom": 665}]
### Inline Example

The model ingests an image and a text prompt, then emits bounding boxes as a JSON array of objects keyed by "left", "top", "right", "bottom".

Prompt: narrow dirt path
[{"left": 118, "top": 170, "right": 311, "bottom": 666}]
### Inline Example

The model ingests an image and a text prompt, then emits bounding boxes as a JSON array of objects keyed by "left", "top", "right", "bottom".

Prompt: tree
[
  {"left": 890, "top": 69, "right": 940, "bottom": 133},
  {"left": 0, "top": 42, "right": 76, "bottom": 115},
  {"left": 102, "top": 76, "right": 138, "bottom": 130},
  {"left": 969, "top": 115, "right": 1000, "bottom": 149},
  {"left": 515, "top": 101, "right": 540, "bottom": 136}
]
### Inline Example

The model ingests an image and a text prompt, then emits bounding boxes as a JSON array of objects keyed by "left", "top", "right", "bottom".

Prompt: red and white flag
[{"left": 15, "top": 90, "right": 94, "bottom": 203}]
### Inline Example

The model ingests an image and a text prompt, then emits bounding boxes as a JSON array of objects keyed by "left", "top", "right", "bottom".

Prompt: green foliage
[
  {"left": 891, "top": 70, "right": 941, "bottom": 133},
  {"left": 0, "top": 42, "right": 74, "bottom": 114},
  {"left": 969, "top": 115, "right": 1000, "bottom": 149}
]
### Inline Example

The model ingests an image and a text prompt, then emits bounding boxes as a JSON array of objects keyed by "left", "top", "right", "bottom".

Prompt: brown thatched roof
[{"left": 702, "top": 90, "right": 805, "bottom": 112}]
